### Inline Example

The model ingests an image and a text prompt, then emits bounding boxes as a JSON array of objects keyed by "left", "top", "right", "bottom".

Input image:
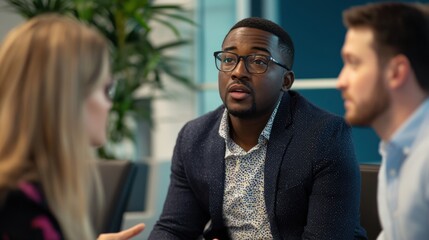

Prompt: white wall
[{"left": 149, "top": 0, "right": 197, "bottom": 164}]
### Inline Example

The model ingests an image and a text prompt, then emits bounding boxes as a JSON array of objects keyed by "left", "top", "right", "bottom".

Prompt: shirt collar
[{"left": 380, "top": 98, "right": 429, "bottom": 158}]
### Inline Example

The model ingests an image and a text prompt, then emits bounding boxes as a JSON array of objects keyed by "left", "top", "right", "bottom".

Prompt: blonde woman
[{"left": 0, "top": 14, "right": 144, "bottom": 239}]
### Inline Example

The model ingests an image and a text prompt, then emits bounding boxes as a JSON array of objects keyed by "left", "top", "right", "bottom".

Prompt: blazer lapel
[
  {"left": 207, "top": 121, "right": 227, "bottom": 228},
  {"left": 264, "top": 92, "right": 295, "bottom": 238}
]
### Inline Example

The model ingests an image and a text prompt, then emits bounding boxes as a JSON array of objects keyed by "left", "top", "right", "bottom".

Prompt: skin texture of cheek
[
  {"left": 84, "top": 90, "right": 111, "bottom": 147},
  {"left": 346, "top": 74, "right": 390, "bottom": 126}
]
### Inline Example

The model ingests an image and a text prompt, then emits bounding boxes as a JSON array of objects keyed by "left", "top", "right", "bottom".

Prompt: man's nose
[
  {"left": 336, "top": 68, "right": 347, "bottom": 90},
  {"left": 232, "top": 57, "right": 250, "bottom": 76}
]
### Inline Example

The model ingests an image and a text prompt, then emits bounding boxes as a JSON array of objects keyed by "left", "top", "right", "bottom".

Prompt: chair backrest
[
  {"left": 96, "top": 160, "right": 137, "bottom": 234},
  {"left": 360, "top": 163, "right": 381, "bottom": 240}
]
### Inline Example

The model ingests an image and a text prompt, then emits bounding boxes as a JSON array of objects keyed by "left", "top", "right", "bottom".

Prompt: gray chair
[
  {"left": 360, "top": 163, "right": 381, "bottom": 240},
  {"left": 96, "top": 160, "right": 137, "bottom": 234}
]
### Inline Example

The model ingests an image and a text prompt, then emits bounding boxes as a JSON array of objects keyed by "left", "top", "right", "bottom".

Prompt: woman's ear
[{"left": 282, "top": 71, "right": 295, "bottom": 91}]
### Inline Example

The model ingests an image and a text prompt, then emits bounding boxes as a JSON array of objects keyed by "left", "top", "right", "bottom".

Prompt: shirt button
[{"left": 389, "top": 169, "right": 396, "bottom": 177}]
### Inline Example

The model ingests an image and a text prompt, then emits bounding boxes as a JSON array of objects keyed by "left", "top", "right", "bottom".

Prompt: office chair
[
  {"left": 360, "top": 163, "right": 381, "bottom": 240},
  {"left": 96, "top": 160, "right": 137, "bottom": 234}
]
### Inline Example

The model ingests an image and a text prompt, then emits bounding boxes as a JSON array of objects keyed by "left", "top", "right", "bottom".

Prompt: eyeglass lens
[{"left": 215, "top": 52, "right": 270, "bottom": 74}]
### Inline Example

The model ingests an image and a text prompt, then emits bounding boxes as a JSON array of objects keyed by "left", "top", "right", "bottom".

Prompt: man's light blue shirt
[{"left": 377, "top": 99, "right": 429, "bottom": 240}]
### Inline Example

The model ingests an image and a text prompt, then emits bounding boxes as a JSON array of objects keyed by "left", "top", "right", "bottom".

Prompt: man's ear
[
  {"left": 386, "top": 54, "right": 411, "bottom": 90},
  {"left": 282, "top": 71, "right": 295, "bottom": 91}
]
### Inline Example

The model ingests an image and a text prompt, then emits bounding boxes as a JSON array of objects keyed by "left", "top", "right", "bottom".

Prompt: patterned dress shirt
[{"left": 219, "top": 95, "right": 282, "bottom": 239}]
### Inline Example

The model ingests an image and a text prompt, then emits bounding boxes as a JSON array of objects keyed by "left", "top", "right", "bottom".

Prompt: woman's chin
[{"left": 90, "top": 137, "right": 106, "bottom": 148}]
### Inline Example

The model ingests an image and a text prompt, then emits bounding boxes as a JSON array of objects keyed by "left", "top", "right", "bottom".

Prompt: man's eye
[
  {"left": 346, "top": 59, "right": 360, "bottom": 69},
  {"left": 222, "top": 57, "right": 235, "bottom": 63},
  {"left": 250, "top": 56, "right": 268, "bottom": 65},
  {"left": 344, "top": 56, "right": 360, "bottom": 67}
]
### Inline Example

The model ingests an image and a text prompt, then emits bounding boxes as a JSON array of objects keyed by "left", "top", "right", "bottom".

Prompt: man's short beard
[
  {"left": 347, "top": 70, "right": 390, "bottom": 126},
  {"left": 227, "top": 103, "right": 257, "bottom": 119}
]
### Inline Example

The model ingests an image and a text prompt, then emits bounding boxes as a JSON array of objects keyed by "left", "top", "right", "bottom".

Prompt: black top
[{"left": 0, "top": 182, "right": 64, "bottom": 240}]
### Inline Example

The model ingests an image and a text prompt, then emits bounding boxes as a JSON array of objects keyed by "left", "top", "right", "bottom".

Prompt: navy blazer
[{"left": 149, "top": 91, "right": 367, "bottom": 240}]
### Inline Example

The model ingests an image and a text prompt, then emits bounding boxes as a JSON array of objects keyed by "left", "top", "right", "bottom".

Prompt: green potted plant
[{"left": 4, "top": 0, "right": 196, "bottom": 160}]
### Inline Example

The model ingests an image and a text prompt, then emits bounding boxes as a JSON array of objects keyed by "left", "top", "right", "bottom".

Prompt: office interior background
[{"left": 1, "top": 0, "right": 426, "bottom": 238}]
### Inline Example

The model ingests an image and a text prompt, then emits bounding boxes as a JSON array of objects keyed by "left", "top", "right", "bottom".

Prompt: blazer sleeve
[
  {"left": 302, "top": 118, "right": 363, "bottom": 240},
  {"left": 148, "top": 123, "right": 210, "bottom": 239}
]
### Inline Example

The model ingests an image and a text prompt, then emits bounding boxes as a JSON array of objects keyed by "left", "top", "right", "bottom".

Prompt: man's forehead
[{"left": 223, "top": 27, "right": 280, "bottom": 47}]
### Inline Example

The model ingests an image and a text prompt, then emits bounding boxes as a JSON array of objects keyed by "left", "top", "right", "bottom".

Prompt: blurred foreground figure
[
  {"left": 338, "top": 2, "right": 429, "bottom": 239},
  {"left": 0, "top": 14, "right": 144, "bottom": 239}
]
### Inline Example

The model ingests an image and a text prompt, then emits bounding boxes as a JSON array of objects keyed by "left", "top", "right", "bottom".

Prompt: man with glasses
[{"left": 149, "top": 17, "right": 366, "bottom": 240}]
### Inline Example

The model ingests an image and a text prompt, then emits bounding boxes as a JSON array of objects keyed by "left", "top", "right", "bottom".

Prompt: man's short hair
[
  {"left": 224, "top": 17, "right": 295, "bottom": 70},
  {"left": 343, "top": 2, "right": 429, "bottom": 92}
]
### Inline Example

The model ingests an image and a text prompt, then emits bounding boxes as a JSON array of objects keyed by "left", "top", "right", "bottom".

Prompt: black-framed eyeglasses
[{"left": 213, "top": 51, "right": 290, "bottom": 74}]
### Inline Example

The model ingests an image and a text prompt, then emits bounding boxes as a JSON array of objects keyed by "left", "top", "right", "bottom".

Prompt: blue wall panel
[
  {"left": 279, "top": 0, "right": 428, "bottom": 78},
  {"left": 297, "top": 89, "right": 380, "bottom": 163},
  {"left": 277, "top": 1, "right": 426, "bottom": 163}
]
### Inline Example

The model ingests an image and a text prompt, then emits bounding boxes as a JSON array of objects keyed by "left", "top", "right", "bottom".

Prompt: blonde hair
[{"left": 0, "top": 14, "right": 108, "bottom": 239}]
